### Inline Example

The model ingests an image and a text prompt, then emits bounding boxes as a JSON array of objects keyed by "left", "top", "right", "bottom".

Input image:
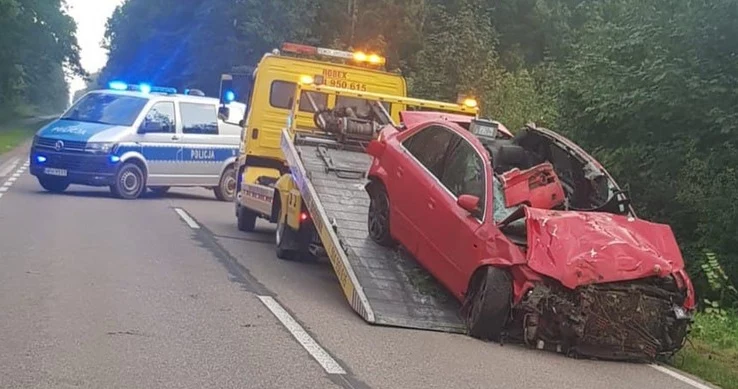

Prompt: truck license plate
[{"left": 44, "top": 168, "right": 67, "bottom": 177}]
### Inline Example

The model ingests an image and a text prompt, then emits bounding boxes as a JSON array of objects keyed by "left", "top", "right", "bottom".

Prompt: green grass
[
  {"left": 0, "top": 118, "right": 52, "bottom": 155},
  {"left": 672, "top": 311, "right": 738, "bottom": 389}
]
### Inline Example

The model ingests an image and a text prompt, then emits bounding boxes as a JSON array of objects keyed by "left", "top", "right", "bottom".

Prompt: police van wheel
[
  {"left": 111, "top": 163, "right": 146, "bottom": 200},
  {"left": 237, "top": 204, "right": 257, "bottom": 232},
  {"left": 214, "top": 166, "right": 236, "bottom": 202},
  {"left": 38, "top": 177, "right": 70, "bottom": 193}
]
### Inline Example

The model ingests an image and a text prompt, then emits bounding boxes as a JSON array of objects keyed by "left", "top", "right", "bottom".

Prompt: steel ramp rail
[{"left": 282, "top": 129, "right": 465, "bottom": 333}]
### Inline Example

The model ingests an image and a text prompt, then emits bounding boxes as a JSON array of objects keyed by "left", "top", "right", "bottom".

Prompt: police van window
[
  {"left": 269, "top": 81, "right": 327, "bottom": 112},
  {"left": 142, "top": 102, "right": 176, "bottom": 133},
  {"left": 61, "top": 93, "right": 148, "bottom": 127},
  {"left": 335, "top": 96, "right": 391, "bottom": 118},
  {"left": 180, "top": 102, "right": 218, "bottom": 135}
]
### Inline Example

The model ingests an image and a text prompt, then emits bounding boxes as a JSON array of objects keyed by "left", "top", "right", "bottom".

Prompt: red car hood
[{"left": 523, "top": 207, "right": 686, "bottom": 289}]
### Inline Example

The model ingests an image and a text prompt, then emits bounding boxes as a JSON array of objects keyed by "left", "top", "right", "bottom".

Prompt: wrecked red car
[{"left": 364, "top": 113, "right": 695, "bottom": 361}]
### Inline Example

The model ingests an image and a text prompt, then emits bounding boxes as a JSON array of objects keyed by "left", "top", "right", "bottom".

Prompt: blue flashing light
[
  {"left": 108, "top": 81, "right": 128, "bottom": 91},
  {"left": 225, "top": 90, "right": 236, "bottom": 102},
  {"left": 139, "top": 83, "right": 152, "bottom": 94},
  {"left": 109, "top": 155, "right": 121, "bottom": 163},
  {"left": 36, "top": 155, "right": 47, "bottom": 163}
]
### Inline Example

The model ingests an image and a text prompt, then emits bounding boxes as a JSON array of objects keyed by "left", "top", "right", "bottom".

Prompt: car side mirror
[
  {"left": 457, "top": 194, "right": 480, "bottom": 214},
  {"left": 366, "top": 140, "right": 386, "bottom": 158},
  {"left": 140, "top": 120, "right": 163, "bottom": 133}
]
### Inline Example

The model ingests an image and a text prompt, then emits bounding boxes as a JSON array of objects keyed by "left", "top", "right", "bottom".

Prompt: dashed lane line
[
  {"left": 258, "top": 295, "right": 347, "bottom": 375},
  {"left": 0, "top": 160, "right": 28, "bottom": 199},
  {"left": 0, "top": 158, "right": 20, "bottom": 177},
  {"left": 174, "top": 207, "right": 200, "bottom": 229}
]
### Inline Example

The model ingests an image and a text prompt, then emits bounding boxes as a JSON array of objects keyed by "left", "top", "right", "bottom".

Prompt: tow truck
[
  {"left": 271, "top": 79, "right": 479, "bottom": 332},
  {"left": 225, "top": 42, "right": 473, "bottom": 234}
]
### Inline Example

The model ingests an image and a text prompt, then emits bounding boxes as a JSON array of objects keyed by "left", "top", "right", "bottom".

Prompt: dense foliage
[
  {"left": 0, "top": 0, "right": 84, "bottom": 117},
  {"left": 98, "top": 0, "right": 738, "bottom": 306}
]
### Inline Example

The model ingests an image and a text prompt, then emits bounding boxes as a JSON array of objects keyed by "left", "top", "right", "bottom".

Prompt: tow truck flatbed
[{"left": 282, "top": 129, "right": 465, "bottom": 333}]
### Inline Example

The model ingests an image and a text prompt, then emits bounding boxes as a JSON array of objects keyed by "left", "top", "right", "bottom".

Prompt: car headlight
[{"left": 85, "top": 142, "right": 116, "bottom": 154}]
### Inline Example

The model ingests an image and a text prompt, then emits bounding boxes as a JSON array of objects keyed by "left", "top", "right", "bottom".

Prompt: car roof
[{"left": 86, "top": 89, "right": 221, "bottom": 105}]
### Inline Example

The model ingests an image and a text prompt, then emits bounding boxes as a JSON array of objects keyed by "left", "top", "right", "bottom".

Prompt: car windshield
[{"left": 61, "top": 92, "right": 149, "bottom": 126}]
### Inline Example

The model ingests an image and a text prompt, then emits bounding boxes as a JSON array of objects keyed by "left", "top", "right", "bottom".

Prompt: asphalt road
[{"left": 0, "top": 149, "right": 716, "bottom": 389}]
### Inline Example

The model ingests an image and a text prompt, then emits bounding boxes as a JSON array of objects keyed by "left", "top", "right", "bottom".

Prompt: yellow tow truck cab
[{"left": 231, "top": 43, "right": 409, "bottom": 230}]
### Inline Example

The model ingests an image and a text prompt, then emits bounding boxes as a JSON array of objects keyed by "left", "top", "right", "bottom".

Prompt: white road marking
[
  {"left": 7, "top": 177, "right": 16, "bottom": 182},
  {"left": 0, "top": 158, "right": 19, "bottom": 177},
  {"left": 0, "top": 187, "right": 8, "bottom": 192},
  {"left": 12, "top": 173, "right": 20, "bottom": 178},
  {"left": 257, "top": 295, "right": 346, "bottom": 375},
  {"left": 174, "top": 208, "right": 200, "bottom": 229},
  {"left": 650, "top": 364, "right": 715, "bottom": 389}
]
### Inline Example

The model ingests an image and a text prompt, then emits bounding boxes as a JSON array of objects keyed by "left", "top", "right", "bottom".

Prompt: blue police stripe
[{"left": 114, "top": 143, "right": 238, "bottom": 163}]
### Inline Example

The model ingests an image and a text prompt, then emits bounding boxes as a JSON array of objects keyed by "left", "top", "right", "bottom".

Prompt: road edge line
[
  {"left": 649, "top": 363, "right": 717, "bottom": 389},
  {"left": 257, "top": 295, "right": 347, "bottom": 375},
  {"left": 173, "top": 207, "right": 200, "bottom": 229},
  {"left": 0, "top": 158, "right": 19, "bottom": 177}
]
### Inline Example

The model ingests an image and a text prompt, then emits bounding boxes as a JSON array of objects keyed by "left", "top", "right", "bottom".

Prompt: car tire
[
  {"left": 465, "top": 266, "right": 513, "bottom": 342},
  {"left": 110, "top": 163, "right": 146, "bottom": 200},
  {"left": 214, "top": 165, "right": 236, "bottom": 202},
  {"left": 38, "top": 177, "right": 70, "bottom": 193},
  {"left": 237, "top": 203, "right": 257, "bottom": 232},
  {"left": 149, "top": 186, "right": 170, "bottom": 195},
  {"left": 367, "top": 182, "right": 395, "bottom": 247}
]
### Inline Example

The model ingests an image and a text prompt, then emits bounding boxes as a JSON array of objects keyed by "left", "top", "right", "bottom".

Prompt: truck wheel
[
  {"left": 274, "top": 218, "right": 297, "bottom": 261},
  {"left": 214, "top": 165, "right": 236, "bottom": 202},
  {"left": 237, "top": 204, "right": 257, "bottom": 232},
  {"left": 149, "top": 186, "right": 170, "bottom": 195},
  {"left": 38, "top": 177, "right": 70, "bottom": 193},
  {"left": 110, "top": 163, "right": 146, "bottom": 200},
  {"left": 465, "top": 266, "right": 513, "bottom": 341},
  {"left": 367, "top": 182, "right": 395, "bottom": 247}
]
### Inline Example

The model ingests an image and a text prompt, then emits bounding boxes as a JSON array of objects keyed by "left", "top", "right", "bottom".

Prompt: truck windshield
[{"left": 61, "top": 93, "right": 149, "bottom": 126}]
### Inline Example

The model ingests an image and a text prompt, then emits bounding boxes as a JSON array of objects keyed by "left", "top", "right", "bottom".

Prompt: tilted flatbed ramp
[{"left": 282, "top": 129, "right": 465, "bottom": 333}]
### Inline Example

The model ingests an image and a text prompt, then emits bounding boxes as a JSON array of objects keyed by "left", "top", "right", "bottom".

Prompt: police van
[{"left": 29, "top": 82, "right": 243, "bottom": 200}]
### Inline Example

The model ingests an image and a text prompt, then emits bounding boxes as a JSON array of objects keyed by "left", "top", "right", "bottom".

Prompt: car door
[
  {"left": 178, "top": 101, "right": 223, "bottom": 186},
  {"left": 135, "top": 101, "right": 179, "bottom": 184},
  {"left": 391, "top": 124, "right": 456, "bottom": 277},
  {"left": 431, "top": 134, "right": 491, "bottom": 295}
]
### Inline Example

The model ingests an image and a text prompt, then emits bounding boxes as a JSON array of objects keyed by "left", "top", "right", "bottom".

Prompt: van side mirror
[
  {"left": 139, "top": 120, "right": 163, "bottom": 133},
  {"left": 366, "top": 140, "right": 385, "bottom": 158},
  {"left": 457, "top": 194, "right": 480, "bottom": 214}
]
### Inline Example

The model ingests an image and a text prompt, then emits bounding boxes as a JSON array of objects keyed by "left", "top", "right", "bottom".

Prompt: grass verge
[
  {"left": 0, "top": 118, "right": 53, "bottom": 156},
  {"left": 672, "top": 311, "right": 738, "bottom": 389}
]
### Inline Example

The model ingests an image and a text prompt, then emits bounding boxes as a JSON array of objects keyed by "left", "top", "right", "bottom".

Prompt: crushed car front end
[{"left": 515, "top": 273, "right": 693, "bottom": 362}]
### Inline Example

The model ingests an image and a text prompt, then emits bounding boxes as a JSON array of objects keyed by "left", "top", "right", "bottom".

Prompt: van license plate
[{"left": 44, "top": 168, "right": 67, "bottom": 177}]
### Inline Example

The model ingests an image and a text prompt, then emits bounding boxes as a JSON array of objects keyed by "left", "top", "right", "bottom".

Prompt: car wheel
[
  {"left": 465, "top": 266, "right": 513, "bottom": 342},
  {"left": 237, "top": 203, "right": 257, "bottom": 232},
  {"left": 38, "top": 177, "right": 70, "bottom": 193},
  {"left": 149, "top": 186, "right": 170, "bottom": 195},
  {"left": 214, "top": 165, "right": 236, "bottom": 202},
  {"left": 367, "top": 182, "right": 394, "bottom": 247},
  {"left": 111, "top": 163, "right": 145, "bottom": 200}
]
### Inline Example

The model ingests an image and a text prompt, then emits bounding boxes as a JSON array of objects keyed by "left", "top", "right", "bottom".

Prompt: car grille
[
  {"left": 40, "top": 152, "right": 112, "bottom": 174},
  {"left": 36, "top": 137, "right": 87, "bottom": 152}
]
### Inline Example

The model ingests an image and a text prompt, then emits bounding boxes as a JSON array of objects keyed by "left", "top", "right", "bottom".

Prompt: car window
[
  {"left": 402, "top": 125, "right": 455, "bottom": 179},
  {"left": 141, "top": 102, "right": 176, "bottom": 133},
  {"left": 269, "top": 81, "right": 328, "bottom": 113},
  {"left": 441, "top": 135, "right": 486, "bottom": 219},
  {"left": 181, "top": 102, "right": 218, "bottom": 135}
]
